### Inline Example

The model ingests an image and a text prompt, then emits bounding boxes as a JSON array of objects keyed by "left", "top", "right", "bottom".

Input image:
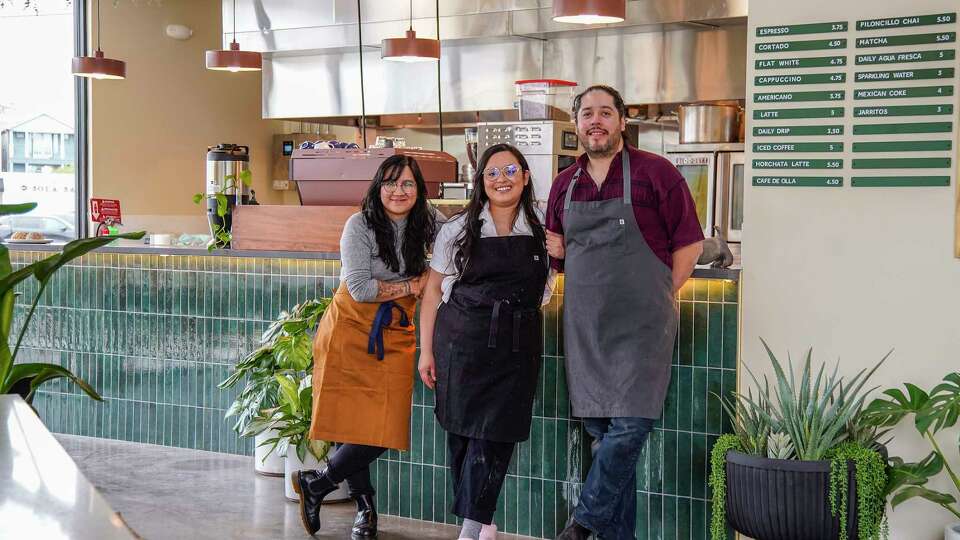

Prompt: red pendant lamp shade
[
  {"left": 206, "top": 41, "right": 262, "bottom": 72},
  {"left": 382, "top": 29, "right": 440, "bottom": 62},
  {"left": 553, "top": 0, "right": 626, "bottom": 24},
  {"left": 73, "top": 50, "right": 125, "bottom": 80},
  {"left": 72, "top": 0, "right": 125, "bottom": 80},
  {"left": 206, "top": 0, "right": 262, "bottom": 72}
]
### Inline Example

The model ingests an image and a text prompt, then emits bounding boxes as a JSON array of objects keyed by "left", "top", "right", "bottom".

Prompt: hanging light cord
[
  {"left": 233, "top": 0, "right": 237, "bottom": 43},
  {"left": 96, "top": 0, "right": 101, "bottom": 52},
  {"left": 435, "top": 0, "right": 443, "bottom": 152},
  {"left": 357, "top": 0, "right": 367, "bottom": 148},
  {"left": 408, "top": 0, "right": 413, "bottom": 31}
]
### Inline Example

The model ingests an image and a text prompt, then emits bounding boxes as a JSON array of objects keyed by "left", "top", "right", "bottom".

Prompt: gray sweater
[{"left": 340, "top": 212, "right": 409, "bottom": 302}]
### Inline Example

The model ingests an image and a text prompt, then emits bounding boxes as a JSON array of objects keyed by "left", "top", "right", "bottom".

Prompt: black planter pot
[{"left": 725, "top": 450, "right": 859, "bottom": 540}]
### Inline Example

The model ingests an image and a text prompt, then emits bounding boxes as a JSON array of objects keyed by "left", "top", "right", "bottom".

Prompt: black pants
[
  {"left": 325, "top": 443, "right": 387, "bottom": 497},
  {"left": 448, "top": 433, "right": 515, "bottom": 524}
]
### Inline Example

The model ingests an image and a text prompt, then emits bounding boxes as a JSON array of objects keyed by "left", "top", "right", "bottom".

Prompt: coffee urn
[{"left": 205, "top": 144, "right": 252, "bottom": 245}]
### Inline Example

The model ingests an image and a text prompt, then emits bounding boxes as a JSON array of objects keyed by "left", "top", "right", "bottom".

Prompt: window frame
[{"left": 73, "top": 0, "right": 90, "bottom": 238}]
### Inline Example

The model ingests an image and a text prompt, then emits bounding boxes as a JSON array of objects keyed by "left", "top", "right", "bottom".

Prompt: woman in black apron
[{"left": 418, "top": 144, "right": 552, "bottom": 540}]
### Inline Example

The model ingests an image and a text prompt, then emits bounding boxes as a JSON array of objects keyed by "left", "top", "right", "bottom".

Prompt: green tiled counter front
[{"left": 12, "top": 250, "right": 738, "bottom": 540}]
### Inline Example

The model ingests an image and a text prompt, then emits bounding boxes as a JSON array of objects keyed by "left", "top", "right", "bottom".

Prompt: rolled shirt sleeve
[{"left": 545, "top": 175, "right": 569, "bottom": 272}]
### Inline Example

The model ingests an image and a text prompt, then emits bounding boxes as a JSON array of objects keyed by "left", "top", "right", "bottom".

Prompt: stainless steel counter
[{"left": 0, "top": 395, "right": 139, "bottom": 539}]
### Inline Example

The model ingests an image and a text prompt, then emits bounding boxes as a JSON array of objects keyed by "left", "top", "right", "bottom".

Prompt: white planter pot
[
  {"left": 253, "top": 428, "right": 286, "bottom": 476},
  {"left": 284, "top": 449, "right": 349, "bottom": 503},
  {"left": 946, "top": 522, "right": 960, "bottom": 540}
]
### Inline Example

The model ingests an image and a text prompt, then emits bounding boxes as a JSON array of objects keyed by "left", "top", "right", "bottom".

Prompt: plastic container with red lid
[{"left": 515, "top": 79, "right": 578, "bottom": 121}]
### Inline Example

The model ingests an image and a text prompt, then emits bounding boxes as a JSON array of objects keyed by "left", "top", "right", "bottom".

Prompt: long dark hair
[
  {"left": 360, "top": 154, "right": 436, "bottom": 276},
  {"left": 452, "top": 143, "right": 545, "bottom": 275}
]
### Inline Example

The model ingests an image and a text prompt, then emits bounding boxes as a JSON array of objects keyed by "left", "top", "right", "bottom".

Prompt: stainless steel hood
[{"left": 222, "top": 0, "right": 748, "bottom": 119}]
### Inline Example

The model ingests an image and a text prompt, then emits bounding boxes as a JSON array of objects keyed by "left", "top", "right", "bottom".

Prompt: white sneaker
[{"left": 479, "top": 523, "right": 498, "bottom": 540}]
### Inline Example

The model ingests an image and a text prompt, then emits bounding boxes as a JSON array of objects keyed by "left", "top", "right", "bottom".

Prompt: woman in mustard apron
[{"left": 291, "top": 154, "right": 437, "bottom": 538}]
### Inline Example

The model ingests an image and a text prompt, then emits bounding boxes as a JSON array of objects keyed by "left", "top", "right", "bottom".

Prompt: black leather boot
[
  {"left": 291, "top": 468, "right": 338, "bottom": 536},
  {"left": 555, "top": 517, "right": 592, "bottom": 540},
  {"left": 350, "top": 493, "right": 378, "bottom": 538}
]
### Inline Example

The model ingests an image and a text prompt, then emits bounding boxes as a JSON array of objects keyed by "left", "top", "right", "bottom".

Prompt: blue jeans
[{"left": 573, "top": 417, "right": 655, "bottom": 540}]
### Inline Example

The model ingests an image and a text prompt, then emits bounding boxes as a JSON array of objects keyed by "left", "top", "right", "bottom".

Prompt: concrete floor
[{"left": 57, "top": 434, "right": 533, "bottom": 540}]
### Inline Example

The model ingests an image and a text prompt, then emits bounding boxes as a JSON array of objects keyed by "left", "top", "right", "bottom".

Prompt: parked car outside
[{"left": 0, "top": 214, "right": 76, "bottom": 241}]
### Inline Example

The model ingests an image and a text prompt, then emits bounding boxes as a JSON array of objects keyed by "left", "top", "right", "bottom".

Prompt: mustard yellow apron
[{"left": 309, "top": 283, "right": 417, "bottom": 450}]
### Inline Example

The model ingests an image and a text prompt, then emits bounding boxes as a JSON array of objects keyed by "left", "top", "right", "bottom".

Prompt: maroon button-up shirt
[{"left": 546, "top": 145, "right": 705, "bottom": 271}]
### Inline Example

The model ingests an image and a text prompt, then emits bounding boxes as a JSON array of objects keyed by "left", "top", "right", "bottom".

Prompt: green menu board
[{"left": 752, "top": 13, "right": 957, "bottom": 189}]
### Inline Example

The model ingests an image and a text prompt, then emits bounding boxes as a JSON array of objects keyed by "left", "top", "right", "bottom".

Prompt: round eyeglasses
[
  {"left": 483, "top": 163, "right": 521, "bottom": 181},
  {"left": 382, "top": 180, "right": 417, "bottom": 193}
]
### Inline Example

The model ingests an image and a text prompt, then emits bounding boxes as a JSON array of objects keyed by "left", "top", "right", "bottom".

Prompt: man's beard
[{"left": 580, "top": 129, "right": 622, "bottom": 159}]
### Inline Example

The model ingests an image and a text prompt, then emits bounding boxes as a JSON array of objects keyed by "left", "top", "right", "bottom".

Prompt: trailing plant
[
  {"left": 220, "top": 299, "right": 328, "bottom": 440},
  {"left": 709, "top": 434, "right": 742, "bottom": 540},
  {"left": 245, "top": 372, "right": 331, "bottom": 463},
  {"left": 827, "top": 442, "right": 889, "bottom": 540},
  {"left": 863, "top": 372, "right": 960, "bottom": 521},
  {"left": 193, "top": 169, "right": 251, "bottom": 250},
  {"left": 0, "top": 202, "right": 144, "bottom": 404}
]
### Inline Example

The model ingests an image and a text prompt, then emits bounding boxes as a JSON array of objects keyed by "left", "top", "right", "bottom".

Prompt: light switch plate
[{"left": 272, "top": 180, "right": 290, "bottom": 190}]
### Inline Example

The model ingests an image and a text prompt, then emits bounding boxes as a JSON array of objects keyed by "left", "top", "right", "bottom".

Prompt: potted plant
[
  {"left": 862, "top": 372, "right": 960, "bottom": 540},
  {"left": 245, "top": 372, "right": 348, "bottom": 503},
  {"left": 220, "top": 299, "right": 329, "bottom": 475},
  {"left": 0, "top": 202, "right": 144, "bottom": 404},
  {"left": 709, "top": 340, "right": 890, "bottom": 540},
  {"left": 192, "top": 169, "right": 251, "bottom": 250}
]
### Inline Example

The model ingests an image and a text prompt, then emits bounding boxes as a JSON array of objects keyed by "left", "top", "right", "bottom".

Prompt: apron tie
[
  {"left": 487, "top": 299, "right": 506, "bottom": 349},
  {"left": 487, "top": 300, "right": 525, "bottom": 352},
  {"left": 367, "top": 301, "right": 410, "bottom": 361}
]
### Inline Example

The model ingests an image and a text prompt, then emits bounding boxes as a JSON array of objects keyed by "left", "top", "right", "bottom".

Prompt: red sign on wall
[{"left": 90, "top": 198, "right": 122, "bottom": 224}]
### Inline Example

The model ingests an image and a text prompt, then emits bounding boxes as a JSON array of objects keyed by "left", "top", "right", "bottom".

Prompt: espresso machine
[
  {"left": 475, "top": 120, "right": 581, "bottom": 206},
  {"left": 205, "top": 144, "right": 253, "bottom": 245}
]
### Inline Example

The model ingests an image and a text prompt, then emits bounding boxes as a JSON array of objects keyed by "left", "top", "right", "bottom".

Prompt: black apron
[
  {"left": 433, "top": 234, "right": 549, "bottom": 443},
  {"left": 562, "top": 147, "right": 679, "bottom": 419}
]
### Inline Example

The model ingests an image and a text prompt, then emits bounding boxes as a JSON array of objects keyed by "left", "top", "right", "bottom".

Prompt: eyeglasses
[
  {"left": 382, "top": 180, "right": 417, "bottom": 193},
  {"left": 483, "top": 163, "right": 521, "bottom": 181}
]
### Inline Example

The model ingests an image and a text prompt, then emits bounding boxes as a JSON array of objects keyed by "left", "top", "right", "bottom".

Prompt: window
[{"left": 0, "top": 2, "right": 81, "bottom": 241}]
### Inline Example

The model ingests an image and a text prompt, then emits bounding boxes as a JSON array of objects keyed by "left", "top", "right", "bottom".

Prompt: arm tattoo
[{"left": 375, "top": 280, "right": 410, "bottom": 301}]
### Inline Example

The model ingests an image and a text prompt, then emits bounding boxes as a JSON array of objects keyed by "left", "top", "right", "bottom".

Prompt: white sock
[{"left": 459, "top": 519, "right": 482, "bottom": 539}]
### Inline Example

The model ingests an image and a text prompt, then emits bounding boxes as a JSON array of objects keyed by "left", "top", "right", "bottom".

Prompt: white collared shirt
[{"left": 430, "top": 203, "right": 556, "bottom": 304}]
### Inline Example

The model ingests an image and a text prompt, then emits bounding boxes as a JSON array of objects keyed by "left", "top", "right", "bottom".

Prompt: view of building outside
[{"left": 0, "top": 2, "right": 77, "bottom": 241}]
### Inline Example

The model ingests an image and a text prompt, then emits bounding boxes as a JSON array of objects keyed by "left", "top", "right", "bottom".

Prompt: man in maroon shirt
[{"left": 547, "top": 85, "right": 703, "bottom": 540}]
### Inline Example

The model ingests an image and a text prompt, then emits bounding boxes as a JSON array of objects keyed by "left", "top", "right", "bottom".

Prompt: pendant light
[
  {"left": 553, "top": 0, "right": 626, "bottom": 25},
  {"left": 72, "top": 0, "right": 126, "bottom": 80},
  {"left": 206, "top": 0, "right": 262, "bottom": 72},
  {"left": 381, "top": 0, "right": 440, "bottom": 62}
]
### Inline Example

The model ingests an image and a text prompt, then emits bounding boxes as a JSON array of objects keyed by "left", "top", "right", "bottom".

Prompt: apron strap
[
  {"left": 367, "top": 301, "right": 410, "bottom": 361},
  {"left": 562, "top": 168, "right": 582, "bottom": 211},
  {"left": 621, "top": 147, "right": 632, "bottom": 206}
]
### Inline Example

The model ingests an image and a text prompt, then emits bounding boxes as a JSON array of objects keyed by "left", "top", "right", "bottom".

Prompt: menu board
[{"left": 750, "top": 12, "right": 959, "bottom": 188}]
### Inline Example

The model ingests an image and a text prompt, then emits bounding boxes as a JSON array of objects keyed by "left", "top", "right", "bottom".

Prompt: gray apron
[{"left": 561, "top": 148, "right": 679, "bottom": 419}]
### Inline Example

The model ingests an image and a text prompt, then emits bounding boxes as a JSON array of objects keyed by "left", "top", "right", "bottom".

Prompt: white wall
[{"left": 742, "top": 1, "right": 960, "bottom": 539}]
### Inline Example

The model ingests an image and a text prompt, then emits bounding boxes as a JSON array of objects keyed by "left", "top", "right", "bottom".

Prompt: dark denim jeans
[{"left": 573, "top": 417, "right": 655, "bottom": 540}]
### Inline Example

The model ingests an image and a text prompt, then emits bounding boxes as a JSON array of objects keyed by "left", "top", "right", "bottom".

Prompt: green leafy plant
[
  {"left": 709, "top": 339, "right": 890, "bottom": 540},
  {"left": 828, "top": 442, "right": 889, "bottom": 540},
  {"left": 244, "top": 372, "right": 331, "bottom": 463},
  {"left": 0, "top": 202, "right": 144, "bottom": 403},
  {"left": 193, "top": 169, "right": 251, "bottom": 250},
  {"left": 709, "top": 433, "right": 742, "bottom": 540},
  {"left": 220, "top": 299, "right": 328, "bottom": 439},
  {"left": 862, "top": 372, "right": 960, "bottom": 521}
]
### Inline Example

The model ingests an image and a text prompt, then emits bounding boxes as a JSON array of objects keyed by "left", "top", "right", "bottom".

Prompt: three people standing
[{"left": 294, "top": 83, "right": 703, "bottom": 540}]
